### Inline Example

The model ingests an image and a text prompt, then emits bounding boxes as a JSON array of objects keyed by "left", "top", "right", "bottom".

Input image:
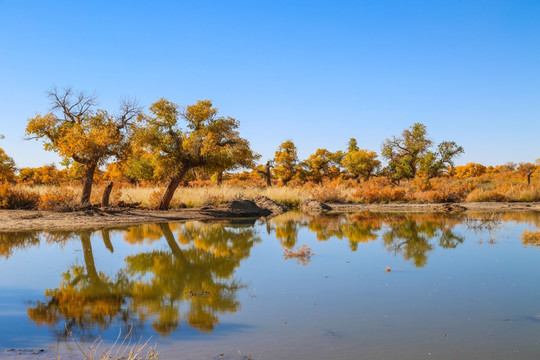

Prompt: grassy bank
[{"left": 1, "top": 175, "right": 539, "bottom": 211}]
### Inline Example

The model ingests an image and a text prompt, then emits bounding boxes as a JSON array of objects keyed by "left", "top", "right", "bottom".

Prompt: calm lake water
[{"left": 0, "top": 211, "right": 539, "bottom": 360}]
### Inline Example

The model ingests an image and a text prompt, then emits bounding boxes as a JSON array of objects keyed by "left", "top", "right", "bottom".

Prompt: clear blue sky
[{"left": 1, "top": 0, "right": 539, "bottom": 169}]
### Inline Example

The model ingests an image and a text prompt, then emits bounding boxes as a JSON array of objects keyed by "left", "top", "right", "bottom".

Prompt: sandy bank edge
[
  {"left": 1, "top": 202, "right": 539, "bottom": 233},
  {"left": 329, "top": 202, "right": 540, "bottom": 213}
]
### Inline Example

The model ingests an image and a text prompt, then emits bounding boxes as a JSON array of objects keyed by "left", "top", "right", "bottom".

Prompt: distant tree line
[{"left": 0, "top": 88, "right": 536, "bottom": 209}]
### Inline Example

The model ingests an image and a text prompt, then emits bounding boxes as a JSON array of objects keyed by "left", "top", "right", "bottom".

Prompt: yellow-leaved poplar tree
[
  {"left": 134, "top": 98, "right": 256, "bottom": 210},
  {"left": 341, "top": 138, "right": 380, "bottom": 181},
  {"left": 273, "top": 140, "right": 299, "bottom": 185},
  {"left": 25, "top": 88, "right": 140, "bottom": 205},
  {"left": 0, "top": 135, "right": 16, "bottom": 183},
  {"left": 302, "top": 148, "right": 344, "bottom": 183}
]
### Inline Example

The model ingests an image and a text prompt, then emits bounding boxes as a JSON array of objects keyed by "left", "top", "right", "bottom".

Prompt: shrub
[
  {"left": 414, "top": 178, "right": 470, "bottom": 203},
  {"left": 38, "top": 187, "right": 77, "bottom": 211},
  {"left": 0, "top": 184, "right": 40, "bottom": 209},
  {"left": 414, "top": 190, "right": 448, "bottom": 203},
  {"left": 410, "top": 176, "right": 432, "bottom": 192},
  {"left": 465, "top": 189, "right": 507, "bottom": 202},
  {"left": 501, "top": 184, "right": 540, "bottom": 202},
  {"left": 310, "top": 186, "right": 347, "bottom": 203},
  {"left": 350, "top": 179, "right": 406, "bottom": 203},
  {"left": 148, "top": 190, "right": 164, "bottom": 209}
]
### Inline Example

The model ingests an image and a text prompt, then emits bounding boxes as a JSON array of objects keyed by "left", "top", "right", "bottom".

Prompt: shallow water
[{"left": 0, "top": 212, "right": 539, "bottom": 359}]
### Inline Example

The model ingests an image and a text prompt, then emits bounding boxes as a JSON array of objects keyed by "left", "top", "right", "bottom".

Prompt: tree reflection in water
[
  {"left": 27, "top": 229, "right": 134, "bottom": 339},
  {"left": 125, "top": 222, "right": 260, "bottom": 334},
  {"left": 25, "top": 221, "right": 260, "bottom": 339},
  {"left": 268, "top": 212, "right": 464, "bottom": 267},
  {"left": 14, "top": 212, "right": 520, "bottom": 341},
  {"left": 0, "top": 231, "right": 41, "bottom": 259}
]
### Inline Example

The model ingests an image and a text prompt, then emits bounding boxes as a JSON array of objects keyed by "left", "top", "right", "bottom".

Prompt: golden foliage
[
  {"left": 454, "top": 163, "right": 487, "bottom": 178},
  {"left": 274, "top": 140, "right": 299, "bottom": 185},
  {"left": 25, "top": 89, "right": 139, "bottom": 205},
  {"left": 303, "top": 148, "right": 343, "bottom": 183},
  {"left": 341, "top": 141, "right": 380, "bottom": 181},
  {"left": 0, "top": 147, "right": 16, "bottom": 182},
  {"left": 26, "top": 111, "right": 123, "bottom": 166},
  {"left": 18, "top": 164, "right": 67, "bottom": 185}
]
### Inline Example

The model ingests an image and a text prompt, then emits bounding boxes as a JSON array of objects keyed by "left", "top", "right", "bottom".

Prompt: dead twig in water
[
  {"left": 66, "top": 326, "right": 159, "bottom": 360},
  {"left": 284, "top": 244, "right": 314, "bottom": 265},
  {"left": 464, "top": 212, "right": 503, "bottom": 244}
]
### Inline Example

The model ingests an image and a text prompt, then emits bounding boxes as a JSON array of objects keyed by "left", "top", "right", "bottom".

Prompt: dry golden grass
[
  {"left": 9, "top": 176, "right": 540, "bottom": 211},
  {"left": 466, "top": 183, "right": 540, "bottom": 202},
  {"left": 18, "top": 184, "right": 77, "bottom": 196},
  {"left": 120, "top": 185, "right": 312, "bottom": 208}
]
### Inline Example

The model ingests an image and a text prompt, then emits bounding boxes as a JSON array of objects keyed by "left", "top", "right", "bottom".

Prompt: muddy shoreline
[{"left": 1, "top": 202, "right": 539, "bottom": 233}]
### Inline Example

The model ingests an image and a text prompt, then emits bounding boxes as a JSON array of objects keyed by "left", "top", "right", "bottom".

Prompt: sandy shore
[
  {"left": 329, "top": 202, "right": 540, "bottom": 213},
  {"left": 1, "top": 202, "right": 538, "bottom": 233}
]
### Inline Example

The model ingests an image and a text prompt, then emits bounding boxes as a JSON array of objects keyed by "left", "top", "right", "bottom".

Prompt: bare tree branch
[
  {"left": 47, "top": 87, "right": 97, "bottom": 123},
  {"left": 117, "top": 97, "right": 142, "bottom": 129}
]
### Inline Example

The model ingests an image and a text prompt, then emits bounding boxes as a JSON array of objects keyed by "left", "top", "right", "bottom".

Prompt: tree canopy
[{"left": 382, "top": 123, "right": 463, "bottom": 182}]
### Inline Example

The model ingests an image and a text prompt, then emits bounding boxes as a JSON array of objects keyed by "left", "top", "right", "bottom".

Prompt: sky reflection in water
[{"left": 0, "top": 212, "right": 539, "bottom": 359}]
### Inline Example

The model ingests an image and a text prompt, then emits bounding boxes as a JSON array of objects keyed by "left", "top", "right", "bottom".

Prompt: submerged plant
[
  {"left": 522, "top": 229, "right": 540, "bottom": 247},
  {"left": 283, "top": 244, "right": 314, "bottom": 266},
  {"left": 464, "top": 213, "right": 503, "bottom": 244},
  {"left": 68, "top": 328, "right": 158, "bottom": 360}
]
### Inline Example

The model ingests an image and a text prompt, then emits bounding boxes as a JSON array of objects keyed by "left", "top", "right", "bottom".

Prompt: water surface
[{"left": 0, "top": 212, "right": 539, "bottom": 359}]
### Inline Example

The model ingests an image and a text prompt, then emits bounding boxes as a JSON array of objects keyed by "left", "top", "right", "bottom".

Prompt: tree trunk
[
  {"left": 257, "top": 166, "right": 271, "bottom": 186},
  {"left": 282, "top": 174, "right": 292, "bottom": 186},
  {"left": 158, "top": 167, "right": 189, "bottom": 210},
  {"left": 265, "top": 168, "right": 271, "bottom": 186},
  {"left": 527, "top": 171, "right": 533, "bottom": 186},
  {"left": 159, "top": 223, "right": 189, "bottom": 266},
  {"left": 448, "top": 165, "right": 456, "bottom": 177},
  {"left": 101, "top": 229, "right": 114, "bottom": 253},
  {"left": 101, "top": 181, "right": 114, "bottom": 207},
  {"left": 80, "top": 232, "right": 101, "bottom": 284},
  {"left": 80, "top": 163, "right": 97, "bottom": 206},
  {"left": 217, "top": 171, "right": 223, "bottom": 185},
  {"left": 256, "top": 161, "right": 273, "bottom": 187}
]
